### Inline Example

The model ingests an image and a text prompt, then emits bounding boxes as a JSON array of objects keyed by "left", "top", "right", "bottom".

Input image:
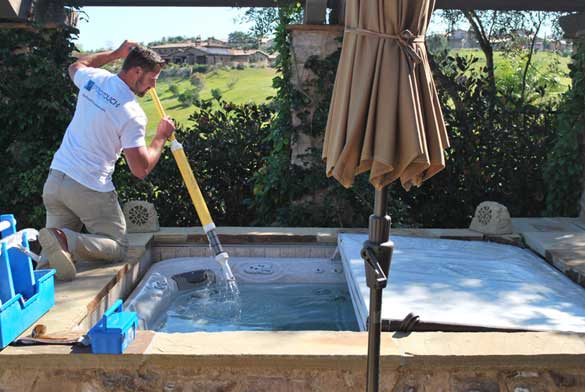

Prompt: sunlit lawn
[{"left": 138, "top": 67, "right": 277, "bottom": 142}]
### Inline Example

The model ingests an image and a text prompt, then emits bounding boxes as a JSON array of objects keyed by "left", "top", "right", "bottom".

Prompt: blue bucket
[{"left": 88, "top": 299, "right": 138, "bottom": 354}]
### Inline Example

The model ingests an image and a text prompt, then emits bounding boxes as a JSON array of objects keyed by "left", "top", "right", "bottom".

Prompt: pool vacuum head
[{"left": 172, "top": 269, "right": 216, "bottom": 290}]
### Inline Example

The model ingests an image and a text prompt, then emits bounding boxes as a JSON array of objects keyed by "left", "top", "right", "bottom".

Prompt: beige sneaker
[{"left": 39, "top": 228, "right": 76, "bottom": 281}]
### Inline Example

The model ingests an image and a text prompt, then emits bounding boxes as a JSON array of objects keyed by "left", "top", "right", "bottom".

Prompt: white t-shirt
[{"left": 50, "top": 67, "right": 147, "bottom": 192}]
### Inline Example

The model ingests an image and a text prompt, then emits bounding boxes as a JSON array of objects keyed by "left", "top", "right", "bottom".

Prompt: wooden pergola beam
[
  {"left": 436, "top": 0, "right": 585, "bottom": 12},
  {"left": 66, "top": 0, "right": 295, "bottom": 6},
  {"left": 64, "top": 0, "right": 585, "bottom": 12}
]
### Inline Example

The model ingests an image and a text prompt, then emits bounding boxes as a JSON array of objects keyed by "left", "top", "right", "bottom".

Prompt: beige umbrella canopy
[
  {"left": 323, "top": 0, "right": 449, "bottom": 190},
  {"left": 322, "top": 1, "right": 449, "bottom": 390}
]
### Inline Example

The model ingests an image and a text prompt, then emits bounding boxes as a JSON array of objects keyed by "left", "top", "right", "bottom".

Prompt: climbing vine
[
  {"left": 251, "top": 6, "right": 301, "bottom": 223},
  {"left": 544, "top": 39, "right": 585, "bottom": 216},
  {"left": 251, "top": 16, "right": 413, "bottom": 227}
]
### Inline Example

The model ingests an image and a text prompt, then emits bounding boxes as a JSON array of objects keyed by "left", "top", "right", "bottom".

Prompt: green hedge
[
  {"left": 114, "top": 98, "right": 274, "bottom": 227},
  {"left": 0, "top": 27, "right": 77, "bottom": 228},
  {"left": 398, "top": 51, "right": 558, "bottom": 227}
]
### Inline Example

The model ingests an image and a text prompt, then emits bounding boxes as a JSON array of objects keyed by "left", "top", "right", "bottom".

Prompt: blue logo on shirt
[{"left": 82, "top": 79, "right": 120, "bottom": 108}]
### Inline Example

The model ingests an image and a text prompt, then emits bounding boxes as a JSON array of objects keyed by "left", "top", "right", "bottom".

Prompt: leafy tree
[
  {"left": 544, "top": 40, "right": 585, "bottom": 216},
  {"left": 239, "top": 7, "right": 303, "bottom": 39},
  {"left": 177, "top": 88, "right": 200, "bottom": 107},
  {"left": 211, "top": 88, "right": 222, "bottom": 100},
  {"left": 147, "top": 35, "right": 201, "bottom": 46},
  {"left": 226, "top": 77, "right": 239, "bottom": 90},
  {"left": 436, "top": 10, "right": 564, "bottom": 107},
  {"left": 227, "top": 31, "right": 258, "bottom": 49},
  {"left": 167, "top": 84, "right": 180, "bottom": 97},
  {"left": 189, "top": 73, "right": 204, "bottom": 89}
]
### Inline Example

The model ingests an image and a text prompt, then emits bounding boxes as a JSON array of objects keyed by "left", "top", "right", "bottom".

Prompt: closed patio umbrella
[{"left": 322, "top": 0, "right": 449, "bottom": 390}]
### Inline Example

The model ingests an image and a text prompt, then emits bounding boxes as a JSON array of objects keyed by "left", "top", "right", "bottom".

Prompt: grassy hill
[{"left": 139, "top": 67, "right": 276, "bottom": 141}]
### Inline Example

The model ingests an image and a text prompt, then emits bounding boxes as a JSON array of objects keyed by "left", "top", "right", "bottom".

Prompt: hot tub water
[{"left": 126, "top": 256, "right": 358, "bottom": 332}]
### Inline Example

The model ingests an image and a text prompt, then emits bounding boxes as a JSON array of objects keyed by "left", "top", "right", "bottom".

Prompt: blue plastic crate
[
  {"left": 89, "top": 299, "right": 138, "bottom": 354},
  {"left": 0, "top": 214, "right": 56, "bottom": 349}
]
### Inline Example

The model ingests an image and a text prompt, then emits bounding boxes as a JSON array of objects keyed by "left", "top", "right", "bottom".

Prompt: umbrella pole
[{"left": 362, "top": 187, "right": 394, "bottom": 392}]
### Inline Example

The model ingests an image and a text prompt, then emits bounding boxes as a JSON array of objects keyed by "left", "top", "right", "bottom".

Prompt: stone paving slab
[
  {"left": 13, "top": 232, "right": 154, "bottom": 337},
  {"left": 545, "top": 248, "right": 585, "bottom": 288},
  {"left": 522, "top": 232, "right": 585, "bottom": 257},
  {"left": 22, "top": 261, "right": 128, "bottom": 335},
  {"left": 512, "top": 217, "right": 585, "bottom": 233}
]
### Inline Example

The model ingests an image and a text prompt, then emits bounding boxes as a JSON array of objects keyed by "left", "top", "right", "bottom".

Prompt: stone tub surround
[
  {"left": 1, "top": 331, "right": 585, "bottom": 390},
  {"left": 513, "top": 217, "right": 585, "bottom": 290},
  {"left": 1, "top": 221, "right": 585, "bottom": 390}
]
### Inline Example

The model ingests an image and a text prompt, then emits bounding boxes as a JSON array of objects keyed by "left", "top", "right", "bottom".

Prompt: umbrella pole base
[{"left": 362, "top": 190, "right": 394, "bottom": 392}]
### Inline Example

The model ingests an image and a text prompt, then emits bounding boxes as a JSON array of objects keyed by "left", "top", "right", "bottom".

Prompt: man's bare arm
[
  {"left": 124, "top": 116, "right": 175, "bottom": 179},
  {"left": 68, "top": 40, "right": 138, "bottom": 80}
]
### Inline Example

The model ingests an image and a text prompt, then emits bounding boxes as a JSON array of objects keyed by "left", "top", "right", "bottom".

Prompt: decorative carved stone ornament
[
  {"left": 469, "top": 201, "right": 513, "bottom": 235},
  {"left": 123, "top": 200, "right": 160, "bottom": 233}
]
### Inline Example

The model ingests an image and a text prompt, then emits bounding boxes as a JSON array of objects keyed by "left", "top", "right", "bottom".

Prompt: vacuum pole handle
[
  {"left": 147, "top": 88, "right": 214, "bottom": 229},
  {"left": 149, "top": 88, "right": 177, "bottom": 142}
]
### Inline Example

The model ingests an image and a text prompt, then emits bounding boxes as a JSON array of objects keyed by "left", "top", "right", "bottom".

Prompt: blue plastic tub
[
  {"left": 88, "top": 299, "right": 138, "bottom": 354},
  {"left": 0, "top": 214, "right": 56, "bottom": 349}
]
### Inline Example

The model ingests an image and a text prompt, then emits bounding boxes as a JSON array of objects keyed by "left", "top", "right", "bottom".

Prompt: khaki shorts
[{"left": 42, "top": 169, "right": 128, "bottom": 262}]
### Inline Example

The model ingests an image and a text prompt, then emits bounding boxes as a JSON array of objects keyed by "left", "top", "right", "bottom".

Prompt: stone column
[
  {"left": 286, "top": 24, "right": 343, "bottom": 167},
  {"left": 559, "top": 13, "right": 585, "bottom": 218}
]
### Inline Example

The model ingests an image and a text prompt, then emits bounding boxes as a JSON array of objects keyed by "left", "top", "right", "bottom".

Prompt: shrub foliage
[
  {"left": 0, "top": 27, "right": 78, "bottom": 228},
  {"left": 114, "top": 98, "right": 274, "bottom": 226}
]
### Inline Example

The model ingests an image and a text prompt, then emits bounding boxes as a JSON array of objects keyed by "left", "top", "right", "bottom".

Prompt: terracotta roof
[
  {"left": 150, "top": 42, "right": 196, "bottom": 49},
  {"left": 151, "top": 44, "right": 272, "bottom": 58}
]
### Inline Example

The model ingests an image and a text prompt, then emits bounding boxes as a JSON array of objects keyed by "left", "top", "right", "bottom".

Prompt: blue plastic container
[
  {"left": 88, "top": 299, "right": 138, "bottom": 354},
  {"left": 0, "top": 214, "right": 56, "bottom": 349}
]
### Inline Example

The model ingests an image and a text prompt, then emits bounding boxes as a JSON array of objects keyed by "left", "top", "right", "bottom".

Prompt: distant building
[
  {"left": 549, "top": 39, "right": 573, "bottom": 53},
  {"left": 445, "top": 29, "right": 571, "bottom": 54},
  {"left": 150, "top": 39, "right": 272, "bottom": 66},
  {"left": 447, "top": 29, "right": 479, "bottom": 49}
]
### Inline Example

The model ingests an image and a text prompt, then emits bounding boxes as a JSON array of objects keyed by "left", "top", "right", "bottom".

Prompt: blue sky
[
  {"left": 73, "top": 7, "right": 451, "bottom": 51},
  {"left": 74, "top": 7, "right": 253, "bottom": 51},
  {"left": 73, "top": 7, "right": 557, "bottom": 52}
]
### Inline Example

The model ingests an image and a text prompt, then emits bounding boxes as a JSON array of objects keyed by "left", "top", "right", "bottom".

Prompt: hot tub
[
  {"left": 126, "top": 233, "right": 585, "bottom": 335},
  {"left": 125, "top": 256, "right": 360, "bottom": 332}
]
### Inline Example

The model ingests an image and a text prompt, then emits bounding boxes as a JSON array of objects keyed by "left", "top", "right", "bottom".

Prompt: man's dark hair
[{"left": 122, "top": 45, "right": 166, "bottom": 72}]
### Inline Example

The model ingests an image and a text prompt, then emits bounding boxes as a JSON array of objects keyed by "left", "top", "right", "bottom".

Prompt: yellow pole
[
  {"left": 148, "top": 88, "right": 234, "bottom": 281},
  {"left": 149, "top": 88, "right": 213, "bottom": 228}
]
